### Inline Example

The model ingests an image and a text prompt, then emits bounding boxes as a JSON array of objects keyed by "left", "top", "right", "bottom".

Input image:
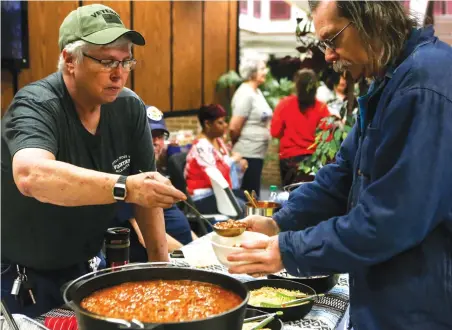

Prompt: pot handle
[{"left": 118, "top": 320, "right": 164, "bottom": 329}]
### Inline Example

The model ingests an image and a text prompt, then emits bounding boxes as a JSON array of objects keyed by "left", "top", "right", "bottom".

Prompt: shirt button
[{"left": 357, "top": 169, "right": 363, "bottom": 176}]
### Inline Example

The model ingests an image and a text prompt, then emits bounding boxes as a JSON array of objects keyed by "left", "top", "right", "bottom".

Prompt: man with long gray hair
[
  {"left": 228, "top": 1, "right": 452, "bottom": 329},
  {"left": 1, "top": 4, "right": 185, "bottom": 317}
]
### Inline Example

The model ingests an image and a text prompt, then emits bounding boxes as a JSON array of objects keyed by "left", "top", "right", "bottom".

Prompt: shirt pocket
[{"left": 358, "top": 127, "right": 380, "bottom": 179}]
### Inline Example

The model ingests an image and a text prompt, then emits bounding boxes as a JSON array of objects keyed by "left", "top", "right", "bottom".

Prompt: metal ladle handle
[{"left": 181, "top": 200, "right": 214, "bottom": 229}]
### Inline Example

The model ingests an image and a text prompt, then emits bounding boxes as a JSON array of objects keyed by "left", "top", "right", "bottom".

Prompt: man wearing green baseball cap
[{"left": 1, "top": 4, "right": 186, "bottom": 317}]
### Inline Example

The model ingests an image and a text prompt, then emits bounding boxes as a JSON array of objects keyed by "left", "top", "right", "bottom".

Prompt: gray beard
[{"left": 333, "top": 60, "right": 353, "bottom": 73}]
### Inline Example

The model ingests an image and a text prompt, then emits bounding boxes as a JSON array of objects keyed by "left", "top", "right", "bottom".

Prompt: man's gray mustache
[{"left": 333, "top": 60, "right": 353, "bottom": 72}]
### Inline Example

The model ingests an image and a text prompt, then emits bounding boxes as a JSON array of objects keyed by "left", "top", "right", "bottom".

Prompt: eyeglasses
[
  {"left": 152, "top": 130, "right": 169, "bottom": 140},
  {"left": 82, "top": 53, "right": 137, "bottom": 72},
  {"left": 318, "top": 21, "right": 352, "bottom": 54}
]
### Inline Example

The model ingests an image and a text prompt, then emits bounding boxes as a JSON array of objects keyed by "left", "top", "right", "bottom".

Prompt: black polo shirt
[{"left": 1, "top": 72, "right": 155, "bottom": 270}]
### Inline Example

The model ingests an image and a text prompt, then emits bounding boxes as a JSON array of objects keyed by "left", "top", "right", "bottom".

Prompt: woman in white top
[{"left": 229, "top": 55, "right": 273, "bottom": 197}]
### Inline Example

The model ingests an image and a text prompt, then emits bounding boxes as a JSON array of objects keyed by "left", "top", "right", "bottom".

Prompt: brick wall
[
  {"left": 435, "top": 16, "right": 452, "bottom": 45},
  {"left": 262, "top": 141, "right": 282, "bottom": 186},
  {"left": 165, "top": 115, "right": 200, "bottom": 133}
]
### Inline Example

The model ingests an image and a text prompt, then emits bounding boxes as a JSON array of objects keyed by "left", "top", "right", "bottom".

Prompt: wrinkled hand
[
  {"left": 239, "top": 215, "right": 280, "bottom": 237},
  {"left": 127, "top": 172, "right": 186, "bottom": 208},
  {"left": 227, "top": 235, "right": 283, "bottom": 276}
]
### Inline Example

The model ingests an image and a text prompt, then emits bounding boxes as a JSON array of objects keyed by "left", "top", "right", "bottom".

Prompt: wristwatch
[{"left": 113, "top": 175, "right": 128, "bottom": 201}]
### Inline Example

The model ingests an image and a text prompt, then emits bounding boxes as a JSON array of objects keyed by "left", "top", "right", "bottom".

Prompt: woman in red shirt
[
  {"left": 185, "top": 104, "right": 247, "bottom": 214},
  {"left": 271, "top": 69, "right": 330, "bottom": 186}
]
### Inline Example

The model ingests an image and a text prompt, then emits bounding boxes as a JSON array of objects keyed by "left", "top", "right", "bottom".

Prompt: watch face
[{"left": 113, "top": 186, "right": 126, "bottom": 199}]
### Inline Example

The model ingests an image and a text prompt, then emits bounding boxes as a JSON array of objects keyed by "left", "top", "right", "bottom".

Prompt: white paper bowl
[{"left": 210, "top": 231, "right": 269, "bottom": 267}]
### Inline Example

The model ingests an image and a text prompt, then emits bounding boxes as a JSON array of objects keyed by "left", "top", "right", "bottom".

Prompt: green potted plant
[
  {"left": 298, "top": 104, "right": 354, "bottom": 175},
  {"left": 216, "top": 70, "right": 294, "bottom": 111}
]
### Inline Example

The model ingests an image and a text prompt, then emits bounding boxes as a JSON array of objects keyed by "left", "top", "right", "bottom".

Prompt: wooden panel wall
[
  {"left": 1, "top": 1, "right": 78, "bottom": 114},
  {"left": 1, "top": 1, "right": 238, "bottom": 115},
  {"left": 204, "top": 1, "right": 229, "bottom": 105},
  {"left": 19, "top": 1, "right": 79, "bottom": 88},
  {"left": 172, "top": 1, "right": 203, "bottom": 111},
  {"left": 133, "top": 2, "right": 171, "bottom": 111}
]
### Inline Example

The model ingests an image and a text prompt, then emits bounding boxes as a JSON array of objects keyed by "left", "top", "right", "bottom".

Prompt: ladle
[
  {"left": 181, "top": 201, "right": 245, "bottom": 237},
  {"left": 139, "top": 170, "right": 245, "bottom": 237},
  {"left": 212, "top": 219, "right": 247, "bottom": 237},
  {"left": 180, "top": 200, "right": 213, "bottom": 229}
]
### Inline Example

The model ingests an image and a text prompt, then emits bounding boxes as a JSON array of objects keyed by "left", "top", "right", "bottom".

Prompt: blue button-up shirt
[{"left": 274, "top": 26, "right": 452, "bottom": 330}]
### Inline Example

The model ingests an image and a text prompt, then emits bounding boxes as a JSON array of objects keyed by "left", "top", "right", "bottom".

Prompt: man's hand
[
  {"left": 227, "top": 235, "right": 284, "bottom": 276},
  {"left": 239, "top": 215, "right": 280, "bottom": 237},
  {"left": 127, "top": 172, "right": 186, "bottom": 208}
]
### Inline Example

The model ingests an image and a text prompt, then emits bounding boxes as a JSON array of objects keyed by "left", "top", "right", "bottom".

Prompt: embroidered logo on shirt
[
  {"left": 112, "top": 155, "right": 131, "bottom": 173},
  {"left": 147, "top": 106, "right": 163, "bottom": 121}
]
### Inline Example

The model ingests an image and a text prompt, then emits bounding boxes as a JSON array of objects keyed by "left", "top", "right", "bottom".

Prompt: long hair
[
  {"left": 309, "top": 1, "right": 417, "bottom": 71},
  {"left": 294, "top": 69, "right": 318, "bottom": 113}
]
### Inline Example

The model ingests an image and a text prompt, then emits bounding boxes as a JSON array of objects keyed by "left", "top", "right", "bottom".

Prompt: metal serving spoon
[
  {"left": 181, "top": 200, "right": 246, "bottom": 237},
  {"left": 244, "top": 311, "right": 284, "bottom": 330},
  {"left": 212, "top": 219, "right": 247, "bottom": 237},
  {"left": 139, "top": 170, "right": 245, "bottom": 237}
]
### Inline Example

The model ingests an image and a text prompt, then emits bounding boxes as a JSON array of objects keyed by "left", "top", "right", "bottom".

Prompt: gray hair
[
  {"left": 309, "top": 1, "right": 417, "bottom": 72},
  {"left": 57, "top": 36, "right": 132, "bottom": 72},
  {"left": 239, "top": 53, "right": 267, "bottom": 81}
]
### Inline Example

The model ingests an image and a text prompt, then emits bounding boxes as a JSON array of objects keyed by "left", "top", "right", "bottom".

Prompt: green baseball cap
[{"left": 59, "top": 4, "right": 145, "bottom": 51}]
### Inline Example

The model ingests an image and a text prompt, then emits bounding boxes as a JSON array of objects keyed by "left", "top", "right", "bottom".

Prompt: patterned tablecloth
[
  {"left": 179, "top": 233, "right": 350, "bottom": 330},
  {"left": 38, "top": 234, "right": 350, "bottom": 330}
]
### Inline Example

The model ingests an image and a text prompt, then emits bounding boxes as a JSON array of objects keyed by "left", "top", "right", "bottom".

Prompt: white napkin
[{"left": 181, "top": 242, "right": 220, "bottom": 267}]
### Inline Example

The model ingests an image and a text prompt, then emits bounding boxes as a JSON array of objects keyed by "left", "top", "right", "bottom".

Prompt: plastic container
[{"left": 269, "top": 185, "right": 279, "bottom": 202}]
